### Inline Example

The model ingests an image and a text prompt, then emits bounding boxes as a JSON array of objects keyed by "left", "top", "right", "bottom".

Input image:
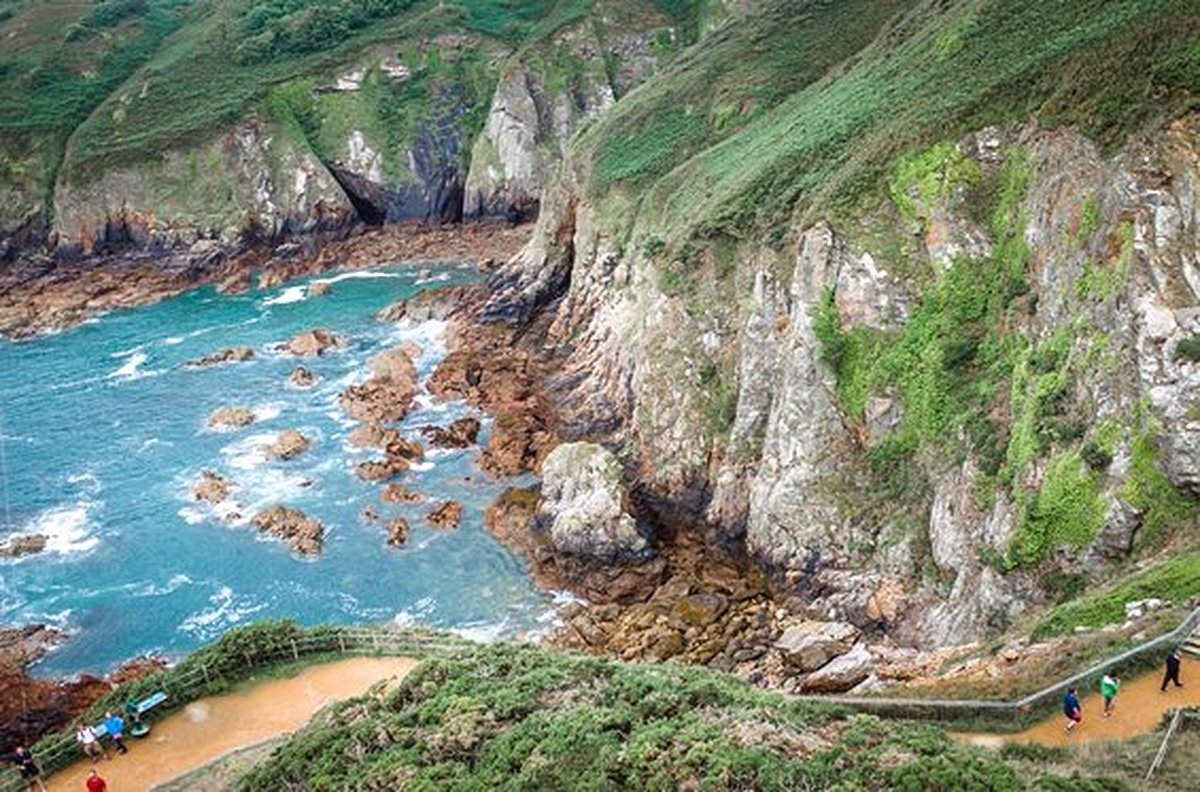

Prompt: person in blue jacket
[
  {"left": 1063, "top": 686, "right": 1082, "bottom": 733},
  {"left": 103, "top": 711, "right": 129, "bottom": 754}
]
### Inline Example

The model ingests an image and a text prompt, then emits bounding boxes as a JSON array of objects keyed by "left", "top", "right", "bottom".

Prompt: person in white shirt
[{"left": 75, "top": 723, "right": 107, "bottom": 763}]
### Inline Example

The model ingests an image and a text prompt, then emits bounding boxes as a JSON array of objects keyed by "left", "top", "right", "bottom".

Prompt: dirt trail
[
  {"left": 956, "top": 656, "right": 1200, "bottom": 748},
  {"left": 46, "top": 656, "right": 416, "bottom": 791}
]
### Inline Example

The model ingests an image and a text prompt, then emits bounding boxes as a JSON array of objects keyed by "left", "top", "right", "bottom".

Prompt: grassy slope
[{"left": 237, "top": 641, "right": 1118, "bottom": 791}]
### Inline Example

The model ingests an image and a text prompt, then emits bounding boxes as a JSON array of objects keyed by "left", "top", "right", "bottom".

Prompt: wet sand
[
  {"left": 47, "top": 656, "right": 416, "bottom": 791},
  {"left": 957, "top": 656, "right": 1200, "bottom": 748}
]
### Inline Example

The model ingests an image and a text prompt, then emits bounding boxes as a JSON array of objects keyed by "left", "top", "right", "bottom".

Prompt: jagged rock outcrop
[
  {"left": 192, "top": 470, "right": 232, "bottom": 503},
  {"left": 340, "top": 346, "right": 419, "bottom": 424},
  {"left": 0, "top": 533, "right": 47, "bottom": 559},
  {"left": 426, "top": 501, "right": 463, "bottom": 530},
  {"left": 385, "top": 517, "right": 409, "bottom": 546},
  {"left": 282, "top": 328, "right": 343, "bottom": 357},
  {"left": 536, "top": 443, "right": 650, "bottom": 563},
  {"left": 251, "top": 505, "right": 324, "bottom": 556},
  {"left": 421, "top": 416, "right": 482, "bottom": 449},
  {"left": 263, "top": 429, "right": 310, "bottom": 461},
  {"left": 288, "top": 366, "right": 317, "bottom": 388},
  {"left": 206, "top": 406, "right": 255, "bottom": 429},
  {"left": 185, "top": 346, "right": 254, "bottom": 368}
]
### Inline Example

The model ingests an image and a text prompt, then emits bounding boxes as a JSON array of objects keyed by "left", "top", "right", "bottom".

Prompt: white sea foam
[
  {"left": 408, "top": 461, "right": 435, "bottom": 472},
  {"left": 130, "top": 574, "right": 196, "bottom": 598},
  {"left": 315, "top": 271, "right": 405, "bottom": 286},
  {"left": 253, "top": 402, "right": 284, "bottom": 422},
  {"left": 261, "top": 286, "right": 308, "bottom": 307},
  {"left": 392, "top": 597, "right": 436, "bottom": 627},
  {"left": 177, "top": 506, "right": 208, "bottom": 525},
  {"left": 140, "top": 438, "right": 172, "bottom": 452},
  {"left": 220, "top": 432, "right": 276, "bottom": 471},
  {"left": 163, "top": 336, "right": 185, "bottom": 345},
  {"left": 28, "top": 504, "right": 100, "bottom": 555},
  {"left": 178, "top": 586, "right": 267, "bottom": 640},
  {"left": 451, "top": 619, "right": 509, "bottom": 643},
  {"left": 108, "top": 351, "right": 148, "bottom": 379},
  {"left": 111, "top": 344, "right": 145, "bottom": 359},
  {"left": 66, "top": 471, "right": 102, "bottom": 494},
  {"left": 414, "top": 272, "right": 452, "bottom": 285}
]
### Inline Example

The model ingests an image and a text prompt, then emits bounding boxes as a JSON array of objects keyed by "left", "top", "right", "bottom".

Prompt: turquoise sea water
[{"left": 0, "top": 263, "right": 553, "bottom": 676}]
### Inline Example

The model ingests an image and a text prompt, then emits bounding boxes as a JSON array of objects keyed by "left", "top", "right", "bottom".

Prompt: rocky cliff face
[{"left": 486, "top": 114, "right": 1200, "bottom": 648}]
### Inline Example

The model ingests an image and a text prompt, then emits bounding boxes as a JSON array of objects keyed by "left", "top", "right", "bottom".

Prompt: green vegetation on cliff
[{"left": 238, "top": 641, "right": 1111, "bottom": 791}]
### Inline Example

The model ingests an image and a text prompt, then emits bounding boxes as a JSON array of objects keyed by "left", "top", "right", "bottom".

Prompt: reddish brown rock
[
  {"left": 206, "top": 406, "right": 255, "bottom": 429},
  {"left": 356, "top": 459, "right": 407, "bottom": 482},
  {"left": 377, "top": 285, "right": 471, "bottom": 323},
  {"left": 381, "top": 484, "right": 426, "bottom": 504},
  {"left": 420, "top": 416, "right": 482, "bottom": 449},
  {"left": 185, "top": 346, "right": 255, "bottom": 368},
  {"left": 263, "top": 429, "right": 310, "bottom": 461},
  {"left": 193, "top": 470, "right": 232, "bottom": 503},
  {"left": 340, "top": 347, "right": 419, "bottom": 424},
  {"left": 283, "top": 328, "right": 343, "bottom": 357},
  {"left": 386, "top": 517, "right": 409, "bottom": 546},
  {"left": 251, "top": 505, "right": 324, "bottom": 556},
  {"left": 425, "top": 501, "right": 463, "bottom": 530},
  {"left": 288, "top": 366, "right": 317, "bottom": 388}
]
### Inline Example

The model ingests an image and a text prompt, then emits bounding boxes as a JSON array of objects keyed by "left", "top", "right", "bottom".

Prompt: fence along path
[{"left": 5, "top": 608, "right": 1200, "bottom": 790}]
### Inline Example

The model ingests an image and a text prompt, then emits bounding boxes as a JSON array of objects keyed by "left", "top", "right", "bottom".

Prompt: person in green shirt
[{"left": 1100, "top": 673, "right": 1120, "bottom": 716}]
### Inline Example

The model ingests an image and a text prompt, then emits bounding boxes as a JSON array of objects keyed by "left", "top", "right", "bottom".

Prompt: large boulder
[
  {"left": 288, "top": 366, "right": 317, "bottom": 388},
  {"left": 340, "top": 346, "right": 419, "bottom": 423},
  {"left": 426, "top": 501, "right": 463, "bottom": 530},
  {"left": 192, "top": 470, "right": 232, "bottom": 503},
  {"left": 206, "top": 406, "right": 255, "bottom": 429},
  {"left": 283, "top": 328, "right": 344, "bottom": 357},
  {"left": 775, "top": 621, "right": 860, "bottom": 672},
  {"left": 801, "top": 643, "right": 873, "bottom": 693},
  {"left": 263, "top": 430, "right": 310, "bottom": 461},
  {"left": 251, "top": 506, "right": 324, "bottom": 556},
  {"left": 536, "top": 442, "right": 649, "bottom": 563},
  {"left": 421, "top": 416, "right": 482, "bottom": 448},
  {"left": 185, "top": 346, "right": 254, "bottom": 368}
]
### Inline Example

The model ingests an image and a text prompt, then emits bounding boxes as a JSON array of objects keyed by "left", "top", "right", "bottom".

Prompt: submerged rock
[
  {"left": 263, "top": 429, "right": 310, "bottom": 461},
  {"left": 206, "top": 406, "right": 255, "bottom": 429},
  {"left": 536, "top": 442, "right": 649, "bottom": 563},
  {"left": 426, "top": 501, "right": 463, "bottom": 530},
  {"left": 308, "top": 281, "right": 332, "bottom": 297},
  {"left": 288, "top": 366, "right": 317, "bottom": 388},
  {"left": 184, "top": 346, "right": 254, "bottom": 368},
  {"left": 283, "top": 328, "right": 344, "bottom": 357},
  {"left": 192, "top": 470, "right": 232, "bottom": 503},
  {"left": 381, "top": 483, "right": 426, "bottom": 504},
  {"left": 251, "top": 505, "right": 324, "bottom": 556},
  {"left": 0, "top": 533, "right": 47, "bottom": 559}
]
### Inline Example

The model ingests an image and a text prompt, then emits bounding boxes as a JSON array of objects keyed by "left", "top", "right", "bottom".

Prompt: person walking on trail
[
  {"left": 103, "top": 710, "right": 129, "bottom": 754},
  {"left": 85, "top": 768, "right": 108, "bottom": 792},
  {"left": 1100, "top": 673, "right": 1120, "bottom": 716},
  {"left": 5, "top": 746, "right": 48, "bottom": 792},
  {"left": 1063, "top": 686, "right": 1083, "bottom": 732},
  {"left": 76, "top": 722, "right": 107, "bottom": 763},
  {"left": 1161, "top": 648, "right": 1184, "bottom": 692}
]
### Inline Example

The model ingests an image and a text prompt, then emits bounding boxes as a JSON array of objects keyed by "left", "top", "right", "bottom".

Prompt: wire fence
[
  {"left": 1, "top": 625, "right": 465, "bottom": 792},
  {"left": 4, "top": 607, "right": 1198, "bottom": 790},
  {"left": 792, "top": 604, "right": 1200, "bottom": 729}
]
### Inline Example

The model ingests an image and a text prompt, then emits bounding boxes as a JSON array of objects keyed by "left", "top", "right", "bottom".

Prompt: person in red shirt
[{"left": 85, "top": 769, "right": 107, "bottom": 792}]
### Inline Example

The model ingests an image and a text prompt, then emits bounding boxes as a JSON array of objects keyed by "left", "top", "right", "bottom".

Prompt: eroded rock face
[
  {"left": 283, "top": 328, "right": 344, "bottom": 357},
  {"left": 185, "top": 346, "right": 254, "bottom": 368},
  {"left": 263, "top": 429, "right": 310, "bottom": 461},
  {"left": 536, "top": 442, "right": 650, "bottom": 564},
  {"left": 207, "top": 406, "right": 255, "bottom": 429},
  {"left": 251, "top": 505, "right": 324, "bottom": 556}
]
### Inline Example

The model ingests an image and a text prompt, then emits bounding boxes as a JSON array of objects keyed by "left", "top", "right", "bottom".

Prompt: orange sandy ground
[
  {"left": 46, "top": 656, "right": 416, "bottom": 792},
  {"left": 956, "top": 656, "right": 1200, "bottom": 748}
]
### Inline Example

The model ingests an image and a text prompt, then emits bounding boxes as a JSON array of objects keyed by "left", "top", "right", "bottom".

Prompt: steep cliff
[
  {"left": 0, "top": 0, "right": 687, "bottom": 255},
  {"left": 485, "top": 0, "right": 1200, "bottom": 647}
]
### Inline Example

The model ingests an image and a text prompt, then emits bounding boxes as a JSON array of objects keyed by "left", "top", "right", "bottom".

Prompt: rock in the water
[
  {"left": 382, "top": 483, "right": 426, "bottom": 504},
  {"left": 426, "top": 501, "right": 463, "bottom": 530},
  {"left": 536, "top": 442, "right": 649, "bottom": 563},
  {"left": 421, "top": 416, "right": 482, "bottom": 448},
  {"left": 357, "top": 460, "right": 406, "bottom": 482},
  {"left": 377, "top": 285, "right": 469, "bottom": 322},
  {"left": 308, "top": 281, "right": 332, "bottom": 297},
  {"left": 288, "top": 366, "right": 317, "bottom": 388},
  {"left": 801, "top": 643, "right": 873, "bottom": 693},
  {"left": 360, "top": 505, "right": 380, "bottom": 522},
  {"left": 206, "top": 406, "right": 255, "bottom": 429},
  {"left": 263, "top": 429, "right": 310, "bottom": 461},
  {"left": 386, "top": 517, "right": 409, "bottom": 546},
  {"left": 0, "top": 533, "right": 47, "bottom": 558},
  {"left": 283, "top": 328, "right": 344, "bottom": 357},
  {"left": 192, "top": 470, "right": 232, "bottom": 503},
  {"left": 775, "top": 621, "right": 860, "bottom": 672},
  {"left": 340, "top": 346, "right": 419, "bottom": 423},
  {"left": 185, "top": 346, "right": 254, "bottom": 368},
  {"left": 251, "top": 505, "right": 324, "bottom": 556}
]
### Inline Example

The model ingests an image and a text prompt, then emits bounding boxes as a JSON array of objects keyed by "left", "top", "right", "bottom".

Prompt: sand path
[
  {"left": 46, "top": 656, "right": 416, "bottom": 791},
  {"left": 956, "top": 656, "right": 1200, "bottom": 747}
]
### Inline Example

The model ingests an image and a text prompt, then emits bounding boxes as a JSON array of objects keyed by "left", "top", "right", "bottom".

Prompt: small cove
[{"left": 0, "top": 263, "right": 554, "bottom": 675}]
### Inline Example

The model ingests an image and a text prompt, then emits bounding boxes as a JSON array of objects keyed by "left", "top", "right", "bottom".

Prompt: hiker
[
  {"left": 1063, "top": 686, "right": 1082, "bottom": 732},
  {"left": 4, "top": 746, "right": 48, "bottom": 792},
  {"left": 76, "top": 722, "right": 107, "bottom": 763},
  {"left": 85, "top": 768, "right": 108, "bottom": 792},
  {"left": 1161, "top": 648, "right": 1184, "bottom": 692},
  {"left": 103, "top": 710, "right": 129, "bottom": 754},
  {"left": 1100, "top": 673, "right": 1120, "bottom": 716}
]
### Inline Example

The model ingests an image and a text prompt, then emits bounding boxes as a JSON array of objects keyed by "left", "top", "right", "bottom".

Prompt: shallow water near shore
[{"left": 0, "top": 263, "right": 553, "bottom": 675}]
